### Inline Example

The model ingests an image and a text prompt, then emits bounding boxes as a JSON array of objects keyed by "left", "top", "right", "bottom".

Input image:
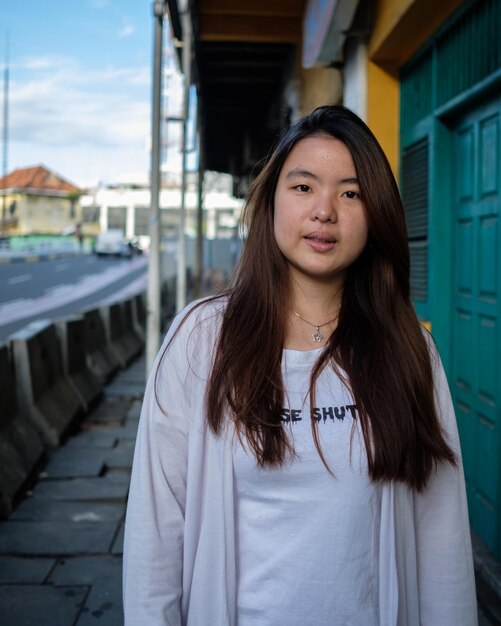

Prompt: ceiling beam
[
  {"left": 199, "top": 15, "right": 302, "bottom": 43},
  {"left": 200, "top": 0, "right": 304, "bottom": 18}
]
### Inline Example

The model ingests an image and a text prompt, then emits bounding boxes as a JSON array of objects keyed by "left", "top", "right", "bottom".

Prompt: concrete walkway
[
  {"left": 0, "top": 352, "right": 501, "bottom": 624},
  {"left": 0, "top": 357, "right": 145, "bottom": 625}
]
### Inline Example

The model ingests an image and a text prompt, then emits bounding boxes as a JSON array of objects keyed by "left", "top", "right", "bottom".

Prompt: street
[{"left": 0, "top": 255, "right": 147, "bottom": 342}]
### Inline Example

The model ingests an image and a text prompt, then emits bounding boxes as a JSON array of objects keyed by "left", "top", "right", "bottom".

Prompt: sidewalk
[
  {"left": 0, "top": 356, "right": 145, "bottom": 625},
  {"left": 0, "top": 352, "right": 501, "bottom": 625}
]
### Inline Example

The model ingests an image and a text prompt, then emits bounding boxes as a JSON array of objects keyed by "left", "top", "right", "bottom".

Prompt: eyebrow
[
  {"left": 284, "top": 168, "right": 319, "bottom": 181},
  {"left": 284, "top": 168, "right": 360, "bottom": 185}
]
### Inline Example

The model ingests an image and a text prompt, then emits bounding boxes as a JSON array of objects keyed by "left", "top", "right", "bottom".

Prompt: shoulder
[
  {"left": 419, "top": 325, "right": 444, "bottom": 383},
  {"left": 419, "top": 326, "right": 460, "bottom": 441},
  {"left": 158, "top": 295, "right": 228, "bottom": 375},
  {"left": 166, "top": 294, "right": 228, "bottom": 345}
]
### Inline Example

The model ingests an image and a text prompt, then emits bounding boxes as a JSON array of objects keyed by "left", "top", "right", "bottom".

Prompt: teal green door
[{"left": 452, "top": 98, "right": 501, "bottom": 557}]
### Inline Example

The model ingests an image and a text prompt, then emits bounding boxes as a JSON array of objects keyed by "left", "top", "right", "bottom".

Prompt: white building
[{"left": 80, "top": 171, "right": 243, "bottom": 249}]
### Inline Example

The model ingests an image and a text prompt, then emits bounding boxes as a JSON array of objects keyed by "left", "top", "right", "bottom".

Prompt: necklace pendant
[{"left": 313, "top": 327, "right": 323, "bottom": 342}]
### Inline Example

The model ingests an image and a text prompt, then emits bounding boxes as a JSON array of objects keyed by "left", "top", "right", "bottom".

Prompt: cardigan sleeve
[
  {"left": 413, "top": 339, "right": 478, "bottom": 625},
  {"left": 123, "top": 305, "right": 201, "bottom": 625}
]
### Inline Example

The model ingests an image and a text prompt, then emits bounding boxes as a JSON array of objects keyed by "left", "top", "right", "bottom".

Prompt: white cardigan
[{"left": 123, "top": 298, "right": 477, "bottom": 625}]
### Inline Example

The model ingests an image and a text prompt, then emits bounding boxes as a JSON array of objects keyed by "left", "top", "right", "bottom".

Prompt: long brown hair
[{"left": 172, "top": 105, "right": 455, "bottom": 491}]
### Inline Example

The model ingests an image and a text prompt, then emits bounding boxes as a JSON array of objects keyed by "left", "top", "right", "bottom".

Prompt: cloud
[
  {"left": 18, "top": 55, "right": 74, "bottom": 71},
  {"left": 89, "top": 0, "right": 111, "bottom": 8},
  {"left": 118, "top": 20, "right": 136, "bottom": 38},
  {"left": 8, "top": 57, "right": 151, "bottom": 153}
]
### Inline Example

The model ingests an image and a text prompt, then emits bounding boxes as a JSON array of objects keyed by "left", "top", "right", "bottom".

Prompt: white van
[{"left": 94, "top": 229, "right": 130, "bottom": 257}]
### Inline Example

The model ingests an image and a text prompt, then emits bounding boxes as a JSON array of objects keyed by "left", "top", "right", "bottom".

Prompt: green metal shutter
[{"left": 401, "top": 139, "right": 429, "bottom": 301}]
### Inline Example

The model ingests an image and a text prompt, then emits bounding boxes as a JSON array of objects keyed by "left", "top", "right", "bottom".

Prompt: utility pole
[
  {"left": 176, "top": 4, "right": 191, "bottom": 312},
  {"left": 1, "top": 33, "right": 9, "bottom": 229},
  {"left": 195, "top": 108, "right": 204, "bottom": 296},
  {"left": 146, "top": 1, "right": 165, "bottom": 375}
]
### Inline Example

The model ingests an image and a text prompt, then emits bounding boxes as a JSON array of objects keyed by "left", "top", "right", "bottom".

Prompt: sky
[{"left": 0, "top": 0, "right": 182, "bottom": 188}]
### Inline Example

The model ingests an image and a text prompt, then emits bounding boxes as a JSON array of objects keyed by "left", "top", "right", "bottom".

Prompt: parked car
[
  {"left": 126, "top": 239, "right": 143, "bottom": 255},
  {"left": 94, "top": 230, "right": 130, "bottom": 257}
]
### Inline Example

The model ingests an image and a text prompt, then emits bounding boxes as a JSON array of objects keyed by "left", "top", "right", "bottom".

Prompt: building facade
[
  {"left": 0, "top": 165, "right": 81, "bottom": 235},
  {"left": 178, "top": 0, "right": 501, "bottom": 560},
  {"left": 369, "top": 0, "right": 501, "bottom": 560},
  {"left": 80, "top": 172, "right": 242, "bottom": 246}
]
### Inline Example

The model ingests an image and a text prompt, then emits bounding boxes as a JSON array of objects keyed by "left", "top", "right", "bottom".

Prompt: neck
[
  {"left": 284, "top": 274, "right": 344, "bottom": 350},
  {"left": 289, "top": 274, "right": 344, "bottom": 321}
]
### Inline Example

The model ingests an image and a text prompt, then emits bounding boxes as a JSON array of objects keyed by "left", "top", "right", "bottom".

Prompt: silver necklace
[{"left": 293, "top": 310, "right": 338, "bottom": 343}]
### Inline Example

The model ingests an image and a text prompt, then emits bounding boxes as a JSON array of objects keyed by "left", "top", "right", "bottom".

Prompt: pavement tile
[
  {"left": 113, "top": 369, "right": 144, "bottom": 383},
  {"left": 104, "top": 441, "right": 135, "bottom": 470},
  {"left": 76, "top": 582, "right": 123, "bottom": 626},
  {"left": 10, "top": 498, "right": 125, "bottom": 523},
  {"left": 64, "top": 430, "right": 119, "bottom": 449},
  {"left": 0, "top": 521, "right": 119, "bottom": 555},
  {"left": 117, "top": 419, "right": 140, "bottom": 439},
  {"left": 126, "top": 399, "right": 142, "bottom": 421},
  {"left": 105, "top": 382, "right": 144, "bottom": 398},
  {"left": 41, "top": 448, "right": 106, "bottom": 479},
  {"left": 49, "top": 554, "right": 122, "bottom": 584},
  {"left": 48, "top": 556, "right": 125, "bottom": 625},
  {"left": 33, "top": 474, "right": 130, "bottom": 501},
  {"left": 86, "top": 398, "right": 132, "bottom": 424},
  {"left": 111, "top": 522, "right": 124, "bottom": 555},
  {"left": 0, "top": 556, "right": 56, "bottom": 583},
  {"left": 474, "top": 532, "right": 501, "bottom": 599},
  {"left": 476, "top": 571, "right": 501, "bottom": 625},
  {"left": 0, "top": 584, "right": 88, "bottom": 626}
]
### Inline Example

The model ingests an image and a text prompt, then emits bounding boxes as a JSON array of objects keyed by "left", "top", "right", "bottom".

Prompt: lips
[
  {"left": 305, "top": 232, "right": 336, "bottom": 243},
  {"left": 304, "top": 231, "right": 337, "bottom": 251}
]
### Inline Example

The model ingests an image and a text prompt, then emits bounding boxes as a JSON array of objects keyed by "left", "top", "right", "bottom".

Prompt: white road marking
[
  {"left": 55, "top": 263, "right": 70, "bottom": 272},
  {"left": 45, "top": 284, "right": 73, "bottom": 295},
  {"left": 77, "top": 274, "right": 96, "bottom": 283},
  {"left": 0, "top": 256, "right": 147, "bottom": 327},
  {"left": 0, "top": 298, "right": 34, "bottom": 312},
  {"left": 7, "top": 273, "right": 32, "bottom": 285}
]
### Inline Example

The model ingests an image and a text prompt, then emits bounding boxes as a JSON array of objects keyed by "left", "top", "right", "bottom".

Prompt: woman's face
[{"left": 273, "top": 134, "right": 369, "bottom": 288}]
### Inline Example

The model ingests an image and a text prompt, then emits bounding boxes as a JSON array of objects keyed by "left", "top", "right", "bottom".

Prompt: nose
[{"left": 311, "top": 193, "right": 337, "bottom": 223}]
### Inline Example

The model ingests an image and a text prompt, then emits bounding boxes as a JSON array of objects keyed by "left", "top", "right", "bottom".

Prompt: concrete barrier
[
  {"left": 10, "top": 320, "right": 83, "bottom": 447},
  {"left": 100, "top": 302, "right": 143, "bottom": 369},
  {"left": 0, "top": 343, "right": 45, "bottom": 518},
  {"left": 162, "top": 279, "right": 176, "bottom": 321},
  {"left": 123, "top": 298, "right": 145, "bottom": 352},
  {"left": 83, "top": 308, "right": 120, "bottom": 384},
  {"left": 132, "top": 292, "right": 146, "bottom": 341},
  {"left": 56, "top": 316, "right": 102, "bottom": 412}
]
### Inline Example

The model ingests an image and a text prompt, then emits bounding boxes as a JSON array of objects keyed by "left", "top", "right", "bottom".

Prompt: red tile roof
[{"left": 0, "top": 165, "right": 79, "bottom": 193}]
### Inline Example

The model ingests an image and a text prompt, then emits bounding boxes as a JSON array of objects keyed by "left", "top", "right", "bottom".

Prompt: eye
[
  {"left": 294, "top": 184, "right": 311, "bottom": 193},
  {"left": 342, "top": 190, "right": 361, "bottom": 200}
]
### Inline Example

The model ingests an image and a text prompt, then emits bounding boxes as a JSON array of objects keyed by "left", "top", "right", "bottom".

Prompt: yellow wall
[
  {"left": 369, "top": 0, "right": 463, "bottom": 68},
  {"left": 11, "top": 194, "right": 79, "bottom": 234},
  {"left": 366, "top": 0, "right": 463, "bottom": 182},
  {"left": 299, "top": 66, "right": 343, "bottom": 115},
  {"left": 367, "top": 61, "right": 400, "bottom": 178}
]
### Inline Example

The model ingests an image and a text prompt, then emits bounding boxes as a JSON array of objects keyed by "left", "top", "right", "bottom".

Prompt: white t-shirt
[
  {"left": 234, "top": 348, "right": 382, "bottom": 625},
  {"left": 123, "top": 298, "right": 477, "bottom": 626}
]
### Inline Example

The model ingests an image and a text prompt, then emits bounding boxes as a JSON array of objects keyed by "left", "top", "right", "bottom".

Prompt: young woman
[{"left": 123, "top": 105, "right": 477, "bottom": 625}]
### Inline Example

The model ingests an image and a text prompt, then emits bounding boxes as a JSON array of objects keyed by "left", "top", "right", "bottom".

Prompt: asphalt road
[{"left": 0, "top": 255, "right": 147, "bottom": 342}]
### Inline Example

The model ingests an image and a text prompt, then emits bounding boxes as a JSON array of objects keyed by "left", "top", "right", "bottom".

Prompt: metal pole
[
  {"left": 176, "top": 7, "right": 191, "bottom": 312},
  {"left": 195, "top": 144, "right": 204, "bottom": 297},
  {"left": 1, "top": 33, "right": 9, "bottom": 228},
  {"left": 146, "top": 1, "right": 165, "bottom": 375}
]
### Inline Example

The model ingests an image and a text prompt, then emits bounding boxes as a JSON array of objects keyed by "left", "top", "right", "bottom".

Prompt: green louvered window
[
  {"left": 400, "top": 49, "right": 433, "bottom": 135},
  {"left": 401, "top": 139, "right": 429, "bottom": 302},
  {"left": 436, "top": 0, "right": 501, "bottom": 107},
  {"left": 401, "top": 0, "right": 501, "bottom": 132}
]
